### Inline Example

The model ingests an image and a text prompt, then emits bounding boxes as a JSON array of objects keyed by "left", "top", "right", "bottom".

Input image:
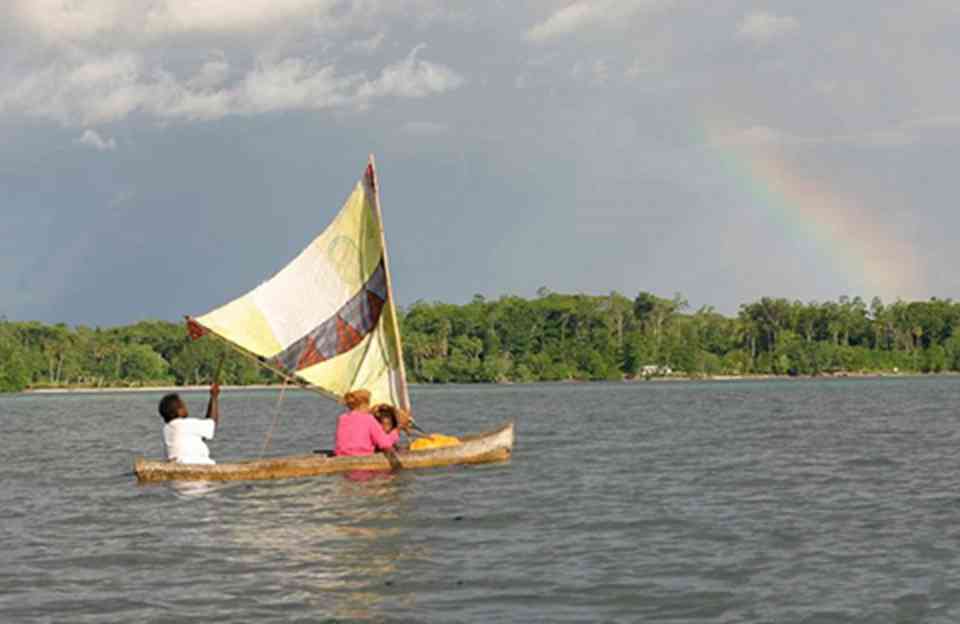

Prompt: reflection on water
[
  {"left": 166, "top": 481, "right": 239, "bottom": 498},
  {"left": 164, "top": 473, "right": 424, "bottom": 620}
]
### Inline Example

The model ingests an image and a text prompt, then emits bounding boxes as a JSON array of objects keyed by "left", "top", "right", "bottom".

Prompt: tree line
[{"left": 3, "top": 291, "right": 960, "bottom": 392}]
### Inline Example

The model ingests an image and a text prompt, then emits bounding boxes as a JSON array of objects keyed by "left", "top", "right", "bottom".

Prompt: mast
[{"left": 367, "top": 154, "right": 412, "bottom": 412}]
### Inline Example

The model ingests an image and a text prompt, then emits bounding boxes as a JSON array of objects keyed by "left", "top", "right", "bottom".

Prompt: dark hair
[
  {"left": 371, "top": 404, "right": 398, "bottom": 430},
  {"left": 159, "top": 393, "right": 182, "bottom": 423}
]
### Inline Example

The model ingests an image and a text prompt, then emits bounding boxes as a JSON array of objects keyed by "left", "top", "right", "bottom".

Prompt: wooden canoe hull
[{"left": 134, "top": 421, "right": 515, "bottom": 483}]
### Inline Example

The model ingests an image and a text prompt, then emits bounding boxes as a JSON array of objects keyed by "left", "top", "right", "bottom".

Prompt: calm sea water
[{"left": 2, "top": 377, "right": 960, "bottom": 623}]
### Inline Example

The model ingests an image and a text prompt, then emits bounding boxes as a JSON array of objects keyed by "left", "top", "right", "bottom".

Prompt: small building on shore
[{"left": 640, "top": 364, "right": 672, "bottom": 378}]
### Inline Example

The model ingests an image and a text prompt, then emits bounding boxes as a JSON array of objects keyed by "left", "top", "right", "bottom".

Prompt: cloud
[
  {"left": 187, "top": 56, "right": 231, "bottom": 90},
  {"left": 76, "top": 129, "right": 117, "bottom": 151},
  {"left": 9, "top": 0, "right": 332, "bottom": 43},
  {"left": 235, "top": 59, "right": 356, "bottom": 115},
  {"left": 143, "top": 0, "right": 328, "bottom": 36},
  {"left": 0, "top": 2, "right": 464, "bottom": 126},
  {"left": 4, "top": 0, "right": 460, "bottom": 51},
  {"left": 0, "top": 49, "right": 462, "bottom": 125},
  {"left": 9, "top": 0, "right": 125, "bottom": 43},
  {"left": 355, "top": 45, "right": 464, "bottom": 100},
  {"left": 527, "top": 0, "right": 674, "bottom": 43},
  {"left": 737, "top": 12, "right": 798, "bottom": 43},
  {"left": 2, "top": 52, "right": 145, "bottom": 125}
]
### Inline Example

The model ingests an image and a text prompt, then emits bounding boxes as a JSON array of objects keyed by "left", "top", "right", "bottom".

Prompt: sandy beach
[{"left": 20, "top": 370, "right": 948, "bottom": 395}]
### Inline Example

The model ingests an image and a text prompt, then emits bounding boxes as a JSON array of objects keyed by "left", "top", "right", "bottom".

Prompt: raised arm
[
  {"left": 206, "top": 383, "right": 221, "bottom": 426},
  {"left": 368, "top": 415, "right": 400, "bottom": 451}
]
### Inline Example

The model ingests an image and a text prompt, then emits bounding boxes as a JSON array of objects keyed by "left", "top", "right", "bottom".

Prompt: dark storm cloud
[{"left": 2, "top": 1, "right": 959, "bottom": 324}]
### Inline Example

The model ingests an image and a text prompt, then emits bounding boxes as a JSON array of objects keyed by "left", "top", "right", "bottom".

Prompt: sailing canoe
[{"left": 134, "top": 421, "right": 514, "bottom": 483}]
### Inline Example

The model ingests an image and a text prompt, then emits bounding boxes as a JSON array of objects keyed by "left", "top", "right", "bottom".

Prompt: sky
[{"left": 3, "top": 1, "right": 960, "bottom": 326}]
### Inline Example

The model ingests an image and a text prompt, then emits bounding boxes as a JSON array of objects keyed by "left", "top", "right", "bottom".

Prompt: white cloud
[
  {"left": 0, "top": 2, "right": 464, "bottom": 126},
  {"left": 1, "top": 52, "right": 146, "bottom": 125},
  {"left": 528, "top": 3, "right": 597, "bottom": 42},
  {"left": 10, "top": 0, "right": 125, "bottom": 43},
  {"left": 1, "top": 33, "right": 462, "bottom": 127},
  {"left": 187, "top": 57, "right": 231, "bottom": 90},
  {"left": 76, "top": 129, "right": 117, "bottom": 151},
  {"left": 236, "top": 59, "right": 355, "bottom": 115},
  {"left": 9, "top": 0, "right": 333, "bottom": 43},
  {"left": 149, "top": 80, "right": 234, "bottom": 122},
  {"left": 356, "top": 46, "right": 464, "bottom": 100},
  {"left": 143, "top": 0, "right": 328, "bottom": 36},
  {"left": 527, "top": 0, "right": 673, "bottom": 43},
  {"left": 737, "top": 12, "right": 798, "bottom": 43},
  {"left": 0, "top": 49, "right": 462, "bottom": 125}
]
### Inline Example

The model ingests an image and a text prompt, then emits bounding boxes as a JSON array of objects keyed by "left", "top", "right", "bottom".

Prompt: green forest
[{"left": 3, "top": 291, "right": 960, "bottom": 393}]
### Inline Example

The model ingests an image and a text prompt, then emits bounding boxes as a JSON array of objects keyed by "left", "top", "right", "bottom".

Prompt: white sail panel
[
  {"left": 252, "top": 186, "right": 381, "bottom": 346},
  {"left": 195, "top": 296, "right": 282, "bottom": 357}
]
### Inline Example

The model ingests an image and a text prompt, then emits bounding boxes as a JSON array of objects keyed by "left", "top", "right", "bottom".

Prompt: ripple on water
[{"left": 7, "top": 379, "right": 960, "bottom": 621}]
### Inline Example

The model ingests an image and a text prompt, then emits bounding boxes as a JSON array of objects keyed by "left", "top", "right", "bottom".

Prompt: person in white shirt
[{"left": 159, "top": 384, "right": 221, "bottom": 464}]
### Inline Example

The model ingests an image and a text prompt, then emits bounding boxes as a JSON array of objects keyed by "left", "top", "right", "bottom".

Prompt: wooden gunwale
[{"left": 134, "top": 421, "right": 514, "bottom": 483}]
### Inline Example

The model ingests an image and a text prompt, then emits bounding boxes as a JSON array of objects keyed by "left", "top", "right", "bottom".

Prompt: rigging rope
[{"left": 259, "top": 379, "right": 289, "bottom": 458}]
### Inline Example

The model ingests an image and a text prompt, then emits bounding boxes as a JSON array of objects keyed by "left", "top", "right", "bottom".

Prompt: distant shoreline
[
  {"left": 18, "top": 371, "right": 957, "bottom": 395},
  {"left": 23, "top": 384, "right": 280, "bottom": 395}
]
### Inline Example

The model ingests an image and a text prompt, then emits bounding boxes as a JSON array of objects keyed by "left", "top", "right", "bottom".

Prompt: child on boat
[
  {"left": 158, "top": 384, "right": 221, "bottom": 464},
  {"left": 334, "top": 389, "right": 410, "bottom": 456},
  {"left": 372, "top": 403, "right": 399, "bottom": 433},
  {"left": 372, "top": 403, "right": 412, "bottom": 451}
]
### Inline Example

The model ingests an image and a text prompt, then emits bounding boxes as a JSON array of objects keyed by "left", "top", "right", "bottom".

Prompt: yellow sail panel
[
  {"left": 378, "top": 293, "right": 411, "bottom": 410},
  {"left": 193, "top": 161, "right": 405, "bottom": 405},
  {"left": 195, "top": 296, "right": 282, "bottom": 357}
]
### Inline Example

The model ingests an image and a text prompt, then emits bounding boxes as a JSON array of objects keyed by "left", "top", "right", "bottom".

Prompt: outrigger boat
[
  {"left": 135, "top": 422, "right": 514, "bottom": 482},
  {"left": 134, "top": 157, "right": 514, "bottom": 483}
]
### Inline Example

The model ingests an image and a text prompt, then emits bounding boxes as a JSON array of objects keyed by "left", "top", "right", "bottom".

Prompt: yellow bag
[{"left": 410, "top": 433, "right": 462, "bottom": 451}]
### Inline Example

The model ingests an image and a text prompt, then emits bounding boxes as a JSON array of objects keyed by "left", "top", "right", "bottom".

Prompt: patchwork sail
[
  {"left": 189, "top": 158, "right": 410, "bottom": 410},
  {"left": 134, "top": 156, "right": 516, "bottom": 483}
]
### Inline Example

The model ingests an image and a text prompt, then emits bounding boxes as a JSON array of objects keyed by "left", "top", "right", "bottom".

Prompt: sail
[{"left": 192, "top": 158, "right": 410, "bottom": 410}]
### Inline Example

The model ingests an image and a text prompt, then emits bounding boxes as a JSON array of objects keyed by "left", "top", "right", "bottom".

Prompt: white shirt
[{"left": 163, "top": 418, "right": 216, "bottom": 464}]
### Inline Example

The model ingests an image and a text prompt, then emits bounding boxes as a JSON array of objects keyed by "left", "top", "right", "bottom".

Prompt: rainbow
[{"left": 702, "top": 123, "right": 927, "bottom": 302}]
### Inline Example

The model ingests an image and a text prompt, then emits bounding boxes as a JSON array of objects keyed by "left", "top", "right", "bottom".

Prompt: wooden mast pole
[{"left": 367, "top": 154, "right": 412, "bottom": 412}]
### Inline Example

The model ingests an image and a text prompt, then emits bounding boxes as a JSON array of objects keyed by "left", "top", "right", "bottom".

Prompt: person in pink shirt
[{"left": 334, "top": 389, "right": 410, "bottom": 456}]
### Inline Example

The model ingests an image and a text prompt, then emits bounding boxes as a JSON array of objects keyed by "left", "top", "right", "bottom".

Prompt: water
[{"left": 3, "top": 377, "right": 960, "bottom": 622}]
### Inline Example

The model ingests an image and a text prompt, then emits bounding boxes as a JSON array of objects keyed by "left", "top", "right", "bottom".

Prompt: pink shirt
[{"left": 334, "top": 409, "right": 399, "bottom": 456}]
